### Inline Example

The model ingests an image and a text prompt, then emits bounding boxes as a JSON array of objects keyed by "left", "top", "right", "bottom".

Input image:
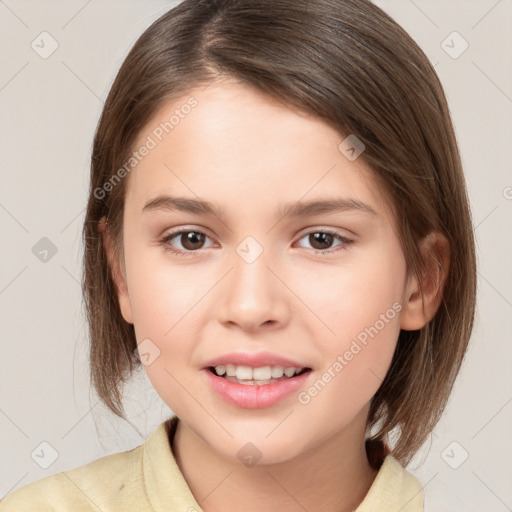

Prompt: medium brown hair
[{"left": 82, "top": 0, "right": 476, "bottom": 466}]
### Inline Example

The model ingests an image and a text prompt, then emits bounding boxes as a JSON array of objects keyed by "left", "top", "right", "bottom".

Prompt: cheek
[
  {"left": 296, "top": 313, "right": 400, "bottom": 444},
  {"left": 123, "top": 247, "right": 206, "bottom": 403},
  {"left": 294, "top": 246, "right": 406, "bottom": 401},
  {"left": 125, "top": 245, "right": 208, "bottom": 338},
  {"left": 292, "top": 246, "right": 407, "bottom": 342}
]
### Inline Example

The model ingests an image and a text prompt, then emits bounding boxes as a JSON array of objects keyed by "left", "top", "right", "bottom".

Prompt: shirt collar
[{"left": 142, "top": 415, "right": 424, "bottom": 512}]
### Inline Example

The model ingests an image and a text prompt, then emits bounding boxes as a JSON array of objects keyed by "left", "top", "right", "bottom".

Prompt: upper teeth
[{"left": 214, "top": 364, "right": 303, "bottom": 380}]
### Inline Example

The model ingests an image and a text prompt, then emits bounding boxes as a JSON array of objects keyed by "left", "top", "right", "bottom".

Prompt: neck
[{"left": 171, "top": 408, "right": 379, "bottom": 512}]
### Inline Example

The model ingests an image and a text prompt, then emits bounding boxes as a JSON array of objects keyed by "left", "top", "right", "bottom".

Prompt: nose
[{"left": 216, "top": 249, "right": 291, "bottom": 332}]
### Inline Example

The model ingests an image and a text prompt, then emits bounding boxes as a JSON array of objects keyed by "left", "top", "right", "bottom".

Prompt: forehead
[{"left": 125, "top": 81, "right": 390, "bottom": 222}]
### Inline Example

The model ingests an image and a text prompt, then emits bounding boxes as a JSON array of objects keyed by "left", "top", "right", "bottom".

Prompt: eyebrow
[{"left": 141, "top": 195, "right": 378, "bottom": 219}]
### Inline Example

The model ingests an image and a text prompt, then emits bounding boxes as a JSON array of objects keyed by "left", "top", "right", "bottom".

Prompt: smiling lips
[
  {"left": 212, "top": 364, "right": 307, "bottom": 385},
  {"left": 202, "top": 351, "right": 312, "bottom": 408}
]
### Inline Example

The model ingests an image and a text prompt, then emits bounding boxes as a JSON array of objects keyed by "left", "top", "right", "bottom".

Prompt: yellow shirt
[{"left": 0, "top": 415, "right": 424, "bottom": 511}]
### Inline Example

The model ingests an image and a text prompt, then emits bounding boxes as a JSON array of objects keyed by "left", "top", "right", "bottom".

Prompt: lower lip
[{"left": 203, "top": 369, "right": 311, "bottom": 409}]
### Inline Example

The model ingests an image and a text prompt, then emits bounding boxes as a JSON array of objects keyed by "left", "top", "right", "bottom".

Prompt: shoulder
[
  {"left": 357, "top": 455, "right": 425, "bottom": 511},
  {"left": 0, "top": 442, "right": 144, "bottom": 511}
]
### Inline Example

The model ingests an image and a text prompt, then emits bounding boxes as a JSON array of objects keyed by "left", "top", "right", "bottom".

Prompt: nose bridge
[{"left": 216, "top": 237, "right": 289, "bottom": 330}]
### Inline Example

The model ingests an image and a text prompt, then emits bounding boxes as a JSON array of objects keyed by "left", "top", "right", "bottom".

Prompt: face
[{"left": 108, "top": 80, "right": 417, "bottom": 464}]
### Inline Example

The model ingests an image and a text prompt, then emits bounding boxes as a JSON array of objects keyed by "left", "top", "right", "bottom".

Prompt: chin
[{"left": 211, "top": 429, "right": 310, "bottom": 467}]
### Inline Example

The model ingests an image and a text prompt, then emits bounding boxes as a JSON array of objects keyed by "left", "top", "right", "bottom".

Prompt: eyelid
[
  {"left": 159, "top": 225, "right": 354, "bottom": 257},
  {"left": 162, "top": 224, "right": 355, "bottom": 240},
  {"left": 296, "top": 225, "right": 355, "bottom": 240},
  {"left": 162, "top": 225, "right": 216, "bottom": 241}
]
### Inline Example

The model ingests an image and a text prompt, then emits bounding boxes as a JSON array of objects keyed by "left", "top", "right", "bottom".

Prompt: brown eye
[
  {"left": 308, "top": 232, "right": 335, "bottom": 250},
  {"left": 179, "top": 231, "right": 206, "bottom": 250},
  {"left": 295, "top": 230, "right": 352, "bottom": 253},
  {"left": 160, "top": 229, "right": 214, "bottom": 256}
]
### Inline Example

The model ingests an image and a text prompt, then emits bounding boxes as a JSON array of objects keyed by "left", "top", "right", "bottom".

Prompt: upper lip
[{"left": 203, "top": 351, "right": 310, "bottom": 369}]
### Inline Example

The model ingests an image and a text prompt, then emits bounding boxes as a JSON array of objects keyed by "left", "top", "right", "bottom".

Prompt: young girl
[{"left": 1, "top": 0, "right": 476, "bottom": 510}]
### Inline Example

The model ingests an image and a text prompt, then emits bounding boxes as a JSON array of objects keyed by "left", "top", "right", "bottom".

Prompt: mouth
[
  {"left": 202, "top": 352, "right": 313, "bottom": 408},
  {"left": 207, "top": 364, "right": 312, "bottom": 386}
]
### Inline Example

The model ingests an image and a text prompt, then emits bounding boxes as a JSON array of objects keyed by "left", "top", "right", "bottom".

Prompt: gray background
[{"left": 1, "top": 1, "right": 511, "bottom": 510}]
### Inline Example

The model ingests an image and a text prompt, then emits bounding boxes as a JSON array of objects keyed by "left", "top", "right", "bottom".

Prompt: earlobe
[
  {"left": 98, "top": 217, "right": 134, "bottom": 325},
  {"left": 400, "top": 232, "right": 450, "bottom": 331}
]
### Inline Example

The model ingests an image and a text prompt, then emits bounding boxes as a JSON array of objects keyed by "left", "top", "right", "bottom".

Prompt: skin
[{"left": 100, "top": 79, "right": 447, "bottom": 512}]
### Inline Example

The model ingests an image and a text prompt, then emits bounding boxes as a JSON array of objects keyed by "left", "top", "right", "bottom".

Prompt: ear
[
  {"left": 98, "top": 217, "right": 134, "bottom": 325},
  {"left": 400, "top": 231, "right": 450, "bottom": 331}
]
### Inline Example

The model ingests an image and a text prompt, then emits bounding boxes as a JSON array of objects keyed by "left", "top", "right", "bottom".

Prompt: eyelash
[{"left": 158, "top": 228, "right": 353, "bottom": 257}]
